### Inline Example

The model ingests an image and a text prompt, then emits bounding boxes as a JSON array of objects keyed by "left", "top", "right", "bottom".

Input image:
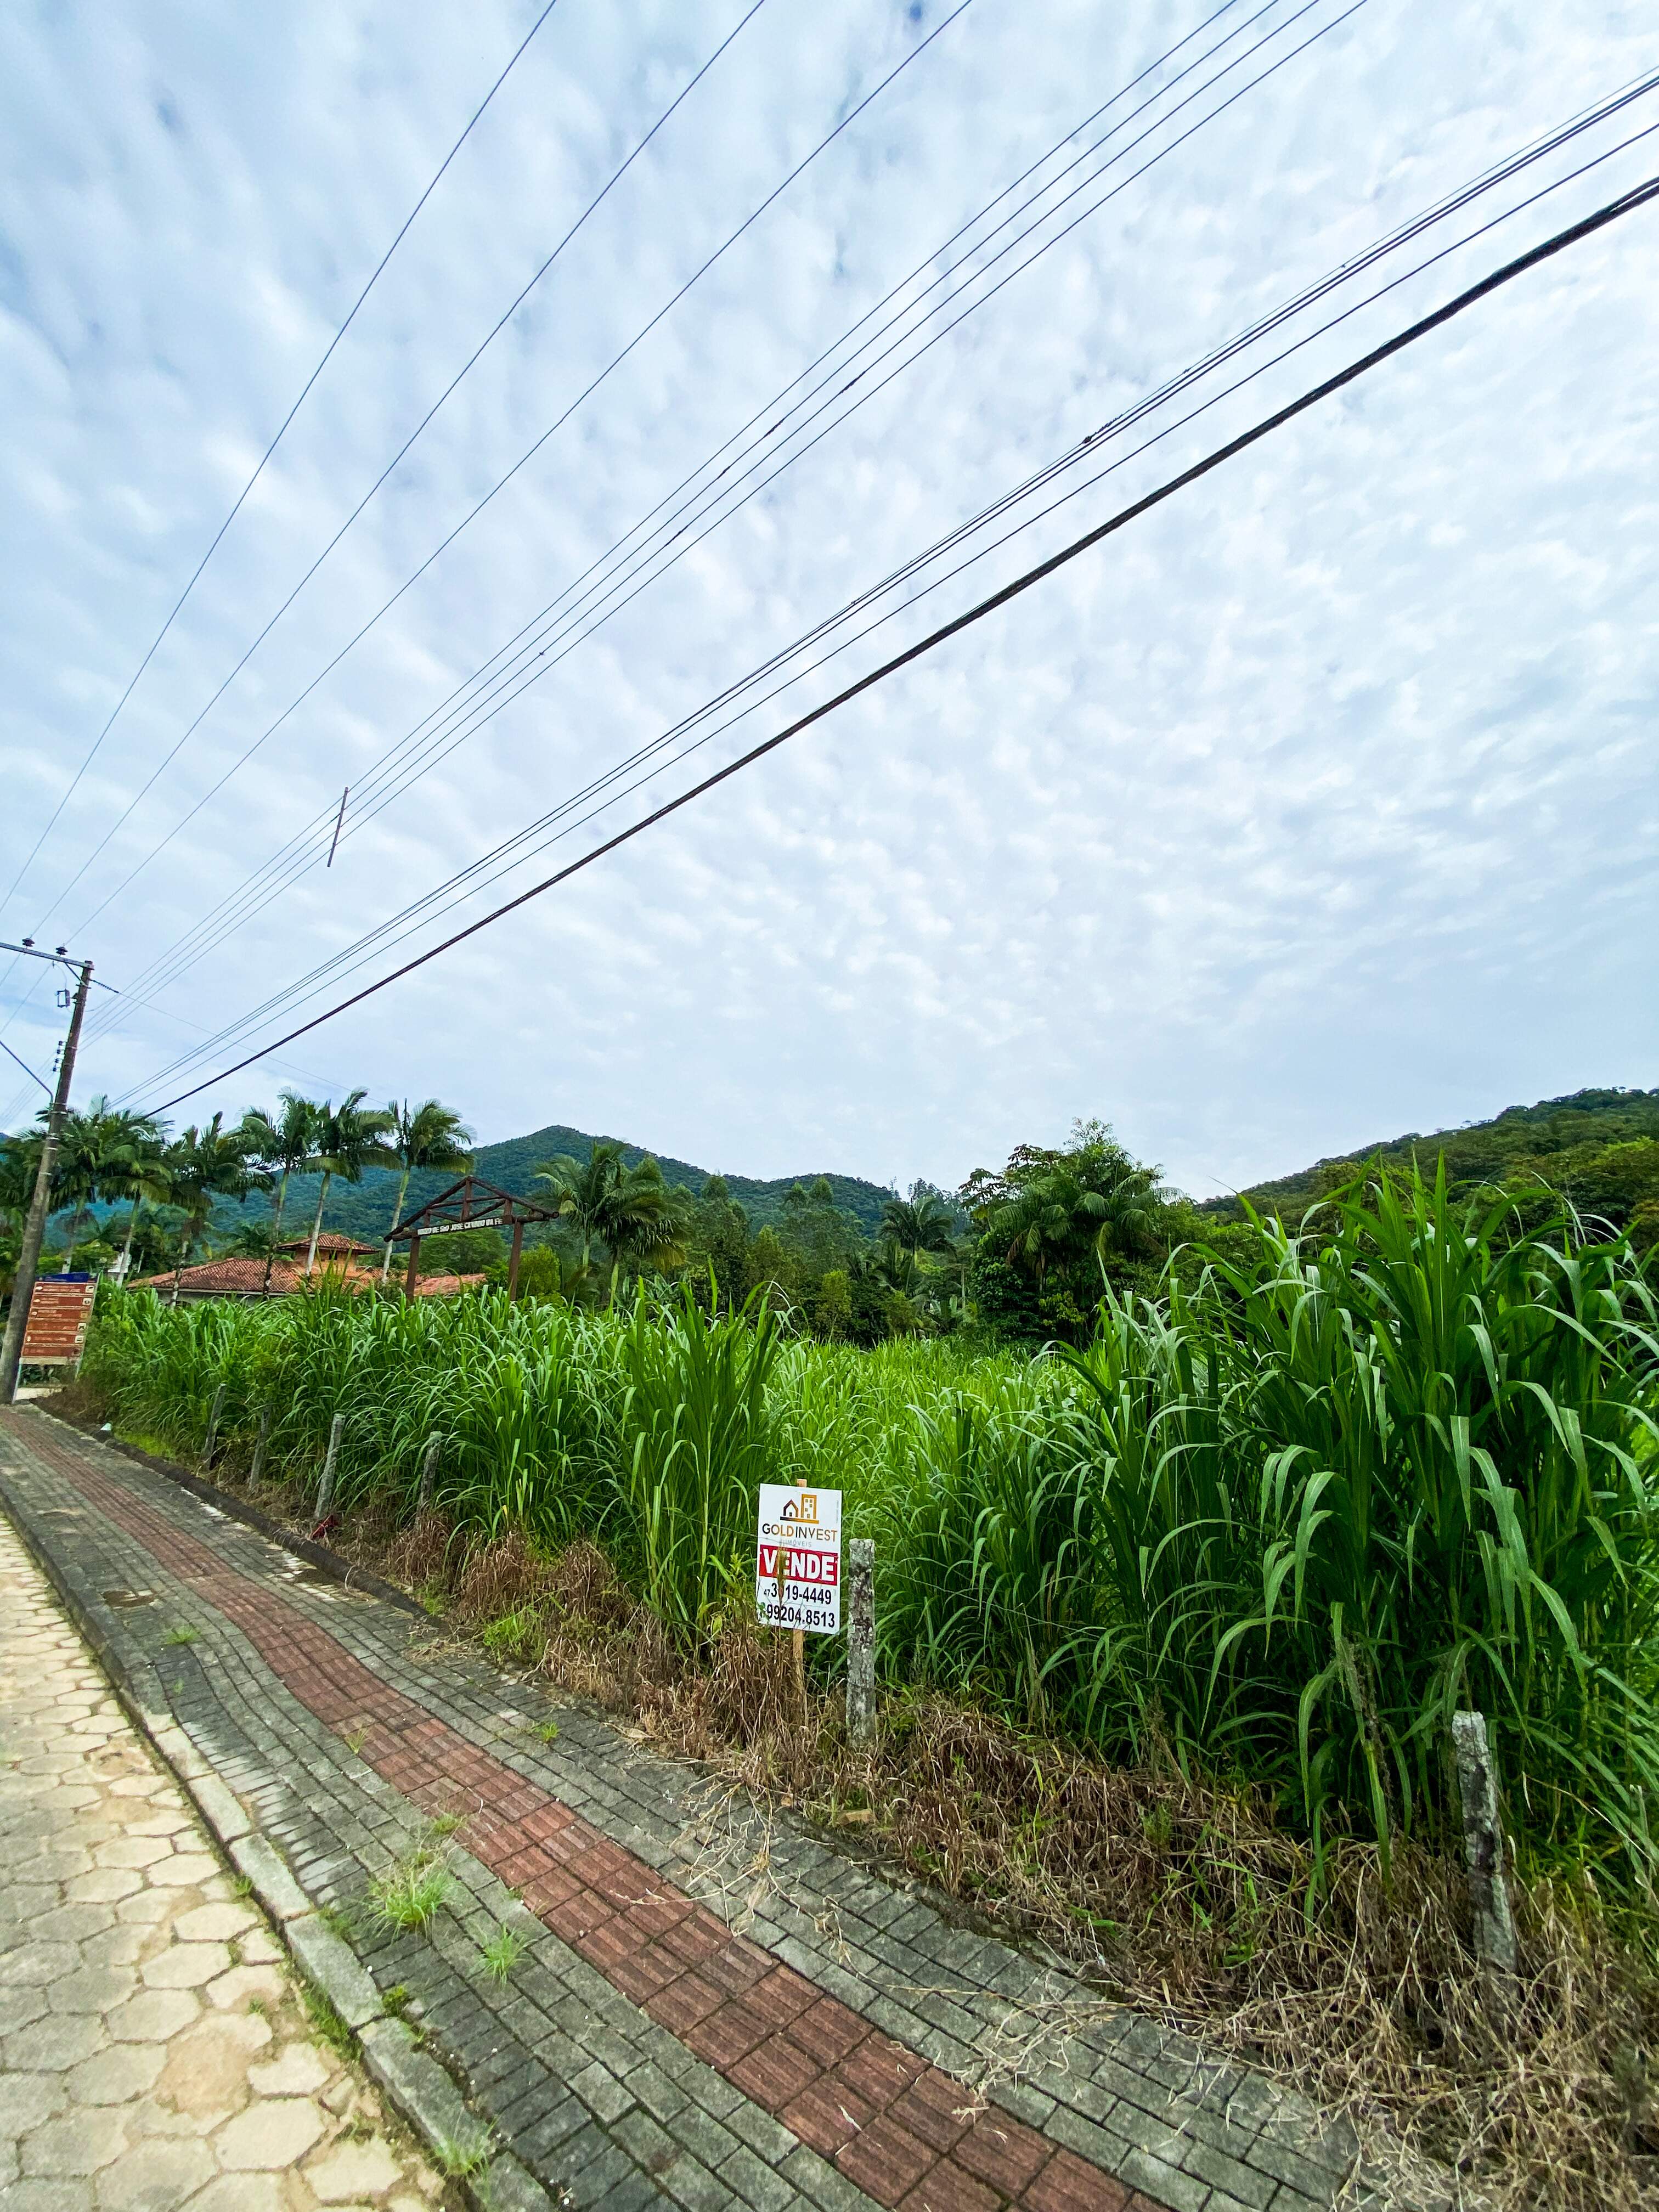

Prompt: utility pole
[{"left": 1, "top": 946, "right": 94, "bottom": 1404}]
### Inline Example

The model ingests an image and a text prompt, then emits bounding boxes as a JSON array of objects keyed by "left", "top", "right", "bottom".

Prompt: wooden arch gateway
[{"left": 385, "top": 1175, "right": 561, "bottom": 1300}]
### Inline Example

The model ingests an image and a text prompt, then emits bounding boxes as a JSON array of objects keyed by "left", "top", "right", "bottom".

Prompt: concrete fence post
[
  {"left": 249, "top": 1405, "right": 272, "bottom": 1487},
  {"left": 846, "top": 1538, "right": 876, "bottom": 1743},
  {"left": 202, "top": 1383, "right": 227, "bottom": 1470},
  {"left": 315, "top": 1412, "right": 345, "bottom": 1524},
  {"left": 1452, "top": 1709, "right": 1517, "bottom": 1976},
  {"left": 418, "top": 1432, "right": 441, "bottom": 1514}
]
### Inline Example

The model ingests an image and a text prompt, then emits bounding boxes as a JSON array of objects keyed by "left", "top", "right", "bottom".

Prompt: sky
[{"left": 2, "top": 0, "right": 1656, "bottom": 1200}]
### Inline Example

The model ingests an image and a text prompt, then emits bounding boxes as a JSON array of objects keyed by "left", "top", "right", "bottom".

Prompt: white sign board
[{"left": 755, "top": 1485, "right": 842, "bottom": 1635}]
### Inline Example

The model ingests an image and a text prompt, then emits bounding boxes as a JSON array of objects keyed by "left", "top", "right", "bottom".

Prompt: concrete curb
[{"left": 0, "top": 1448, "right": 556, "bottom": 2212}]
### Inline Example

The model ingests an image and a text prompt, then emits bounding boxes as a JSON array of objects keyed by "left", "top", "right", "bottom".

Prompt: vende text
[{"left": 757, "top": 1545, "right": 839, "bottom": 1586}]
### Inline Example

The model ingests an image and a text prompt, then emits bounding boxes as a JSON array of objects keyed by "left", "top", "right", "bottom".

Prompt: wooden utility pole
[{"left": 1, "top": 950, "right": 93, "bottom": 1404}]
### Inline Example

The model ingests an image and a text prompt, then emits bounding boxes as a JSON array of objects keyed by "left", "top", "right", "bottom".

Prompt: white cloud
[{"left": 2, "top": 0, "right": 1656, "bottom": 1195}]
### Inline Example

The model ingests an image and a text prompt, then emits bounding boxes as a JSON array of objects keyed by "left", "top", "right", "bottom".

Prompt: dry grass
[
  {"left": 54, "top": 1407, "right": 1658, "bottom": 2212},
  {"left": 505, "top": 1580, "right": 1659, "bottom": 2212}
]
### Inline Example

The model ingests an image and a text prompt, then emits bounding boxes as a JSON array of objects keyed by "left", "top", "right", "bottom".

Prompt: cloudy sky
[{"left": 2, "top": 0, "right": 1655, "bottom": 1197}]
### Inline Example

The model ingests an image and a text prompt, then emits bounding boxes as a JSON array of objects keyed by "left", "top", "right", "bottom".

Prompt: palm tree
[
  {"left": 533, "top": 1142, "right": 690, "bottom": 1282},
  {"left": 379, "top": 1098, "right": 474, "bottom": 1282},
  {"left": 1, "top": 1129, "right": 46, "bottom": 1233},
  {"left": 40, "top": 1100, "right": 167, "bottom": 1263},
  {"left": 240, "top": 1093, "right": 320, "bottom": 1293},
  {"left": 302, "top": 1092, "right": 396, "bottom": 1276},
  {"left": 166, "top": 1116, "right": 268, "bottom": 1301},
  {"left": 878, "top": 1187, "right": 958, "bottom": 1263},
  {"left": 988, "top": 1150, "right": 1161, "bottom": 1285},
  {"left": 103, "top": 1115, "right": 175, "bottom": 1279}
]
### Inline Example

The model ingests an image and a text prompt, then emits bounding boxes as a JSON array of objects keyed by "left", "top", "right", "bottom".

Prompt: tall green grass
[{"left": 81, "top": 1168, "right": 1659, "bottom": 1882}]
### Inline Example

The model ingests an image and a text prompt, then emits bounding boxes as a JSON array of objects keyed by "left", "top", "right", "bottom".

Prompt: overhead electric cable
[
  {"left": 133, "top": 173, "right": 1659, "bottom": 1118},
  {"left": 87, "top": 65, "right": 1655, "bottom": 1056},
  {"left": 0, "top": 1039, "right": 50, "bottom": 1095},
  {"left": 102, "top": 32, "right": 1659, "bottom": 1047},
  {"left": 77, "top": 0, "right": 1352, "bottom": 1006},
  {"left": 29, "top": 0, "right": 968, "bottom": 940},
  {"left": 1, "top": 0, "right": 564, "bottom": 919},
  {"left": 111, "top": 125, "right": 1655, "bottom": 1101},
  {"left": 24, "top": 0, "right": 778, "bottom": 936},
  {"left": 76, "top": 0, "right": 1279, "bottom": 1008}
]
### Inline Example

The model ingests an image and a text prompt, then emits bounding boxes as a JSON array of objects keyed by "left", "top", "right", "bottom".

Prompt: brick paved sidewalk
[
  {"left": 0, "top": 1406, "right": 1443, "bottom": 2212},
  {"left": 0, "top": 1512, "right": 446, "bottom": 2211}
]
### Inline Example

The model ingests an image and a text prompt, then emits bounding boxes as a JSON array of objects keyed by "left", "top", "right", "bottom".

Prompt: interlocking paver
[
  {"left": 0, "top": 1511, "right": 442, "bottom": 2211},
  {"left": 0, "top": 1403, "right": 1454, "bottom": 2212}
]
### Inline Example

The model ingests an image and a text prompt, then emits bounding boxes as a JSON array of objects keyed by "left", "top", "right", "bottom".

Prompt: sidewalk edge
[{"left": 0, "top": 1458, "right": 555, "bottom": 2212}]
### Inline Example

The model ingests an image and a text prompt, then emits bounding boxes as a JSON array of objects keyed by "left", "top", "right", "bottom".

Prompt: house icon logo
[{"left": 780, "top": 1492, "right": 819, "bottom": 1525}]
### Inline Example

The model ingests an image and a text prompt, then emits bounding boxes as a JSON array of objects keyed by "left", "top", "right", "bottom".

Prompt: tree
[
  {"left": 879, "top": 1184, "right": 958, "bottom": 1262},
  {"left": 0, "top": 1131, "right": 46, "bottom": 1233},
  {"left": 533, "top": 1142, "right": 690, "bottom": 1280},
  {"left": 239, "top": 1093, "right": 320, "bottom": 1291},
  {"left": 35, "top": 1100, "right": 169, "bottom": 1264},
  {"left": 778, "top": 1176, "right": 857, "bottom": 1274},
  {"left": 301, "top": 1092, "right": 396, "bottom": 1276},
  {"left": 686, "top": 1175, "right": 754, "bottom": 1312},
  {"left": 379, "top": 1098, "right": 475, "bottom": 1281},
  {"left": 165, "top": 1116, "right": 267, "bottom": 1300},
  {"left": 960, "top": 1119, "right": 1166, "bottom": 1342}
]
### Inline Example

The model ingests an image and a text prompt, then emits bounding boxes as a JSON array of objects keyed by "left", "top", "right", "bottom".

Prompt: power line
[
  {"left": 22, "top": 0, "right": 778, "bottom": 938},
  {"left": 0, "top": 0, "right": 565, "bottom": 921},
  {"left": 137, "top": 173, "right": 1659, "bottom": 1118},
  {"left": 76, "top": 0, "right": 1352, "bottom": 1020},
  {"left": 75, "top": 0, "right": 1277, "bottom": 1018},
  {"left": 27, "top": 0, "right": 969, "bottom": 941},
  {"left": 115, "top": 120, "right": 1656, "bottom": 1103},
  {"left": 0, "top": 1038, "right": 49, "bottom": 1095},
  {"left": 90, "top": 78, "right": 1658, "bottom": 1079}
]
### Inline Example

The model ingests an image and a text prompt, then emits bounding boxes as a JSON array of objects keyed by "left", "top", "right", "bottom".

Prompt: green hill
[
  {"left": 1201, "top": 1086, "right": 1659, "bottom": 1230},
  {"left": 258, "top": 1122, "right": 894, "bottom": 1245}
]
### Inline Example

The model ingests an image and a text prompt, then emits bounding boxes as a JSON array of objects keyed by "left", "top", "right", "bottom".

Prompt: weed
[
  {"left": 527, "top": 1718, "right": 560, "bottom": 1745},
  {"left": 481, "top": 1605, "right": 545, "bottom": 1666},
  {"left": 369, "top": 1849, "right": 452, "bottom": 1932},
  {"left": 433, "top": 2125, "right": 495, "bottom": 2179},
  {"left": 481, "top": 1925, "right": 527, "bottom": 1985},
  {"left": 341, "top": 1722, "right": 369, "bottom": 1755},
  {"left": 383, "top": 1983, "right": 413, "bottom": 2017},
  {"left": 427, "top": 1812, "right": 465, "bottom": 1839},
  {"left": 230, "top": 1874, "right": 254, "bottom": 1899},
  {"left": 300, "top": 1981, "right": 352, "bottom": 2057},
  {"left": 317, "top": 1901, "right": 357, "bottom": 1941},
  {"left": 160, "top": 1624, "right": 199, "bottom": 1646}
]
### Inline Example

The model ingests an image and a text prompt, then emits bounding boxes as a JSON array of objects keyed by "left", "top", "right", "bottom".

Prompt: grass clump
[
  {"left": 160, "top": 1623, "right": 199, "bottom": 1646},
  {"left": 300, "top": 1982, "right": 352, "bottom": 2057},
  {"left": 369, "top": 1849, "right": 452, "bottom": 1932},
  {"left": 481, "top": 1925, "right": 527, "bottom": 1985},
  {"left": 433, "top": 2125, "right": 495, "bottom": 2179}
]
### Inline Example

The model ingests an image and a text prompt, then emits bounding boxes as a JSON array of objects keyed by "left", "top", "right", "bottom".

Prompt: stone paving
[
  {"left": 0, "top": 1406, "right": 1451, "bottom": 2212},
  {"left": 0, "top": 1513, "right": 444, "bottom": 2211}
]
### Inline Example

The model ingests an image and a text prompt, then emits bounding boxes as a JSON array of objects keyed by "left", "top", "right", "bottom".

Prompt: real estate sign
[{"left": 755, "top": 1484, "right": 842, "bottom": 1635}]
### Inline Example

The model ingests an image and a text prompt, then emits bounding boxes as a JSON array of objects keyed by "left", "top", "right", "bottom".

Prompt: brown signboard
[{"left": 21, "top": 1274, "right": 98, "bottom": 1366}]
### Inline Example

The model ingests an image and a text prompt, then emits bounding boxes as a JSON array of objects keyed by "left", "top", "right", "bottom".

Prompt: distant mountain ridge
[
  {"left": 1202, "top": 1086, "right": 1659, "bottom": 1222},
  {"left": 265, "top": 1121, "right": 894, "bottom": 1244}
]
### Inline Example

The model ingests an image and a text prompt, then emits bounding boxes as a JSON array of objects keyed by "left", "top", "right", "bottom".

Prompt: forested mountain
[
  {"left": 1201, "top": 1086, "right": 1659, "bottom": 1224},
  {"left": 266, "top": 1121, "right": 893, "bottom": 1243}
]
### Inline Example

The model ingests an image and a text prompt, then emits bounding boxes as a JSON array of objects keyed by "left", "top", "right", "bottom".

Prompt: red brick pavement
[{"left": 7, "top": 1413, "right": 1164, "bottom": 2212}]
